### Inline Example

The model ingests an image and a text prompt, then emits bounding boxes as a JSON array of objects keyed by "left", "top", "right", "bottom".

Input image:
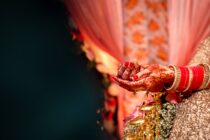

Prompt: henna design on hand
[
  {"left": 113, "top": 63, "right": 175, "bottom": 92},
  {"left": 117, "top": 62, "right": 141, "bottom": 80}
]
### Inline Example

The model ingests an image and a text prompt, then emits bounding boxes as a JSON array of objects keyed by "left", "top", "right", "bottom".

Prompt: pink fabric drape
[
  {"left": 64, "top": 0, "right": 124, "bottom": 62},
  {"left": 65, "top": 0, "right": 210, "bottom": 138},
  {"left": 168, "top": 0, "right": 210, "bottom": 65}
]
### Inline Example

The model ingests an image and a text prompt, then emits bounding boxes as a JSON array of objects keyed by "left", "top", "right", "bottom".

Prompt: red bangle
[
  {"left": 178, "top": 67, "right": 190, "bottom": 92},
  {"left": 183, "top": 68, "right": 193, "bottom": 92},
  {"left": 189, "top": 66, "right": 204, "bottom": 90}
]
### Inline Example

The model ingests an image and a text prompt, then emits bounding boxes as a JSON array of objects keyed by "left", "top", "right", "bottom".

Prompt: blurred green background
[{"left": 0, "top": 0, "right": 104, "bottom": 139}]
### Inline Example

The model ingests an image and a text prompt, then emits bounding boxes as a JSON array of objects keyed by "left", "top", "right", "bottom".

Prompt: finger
[
  {"left": 131, "top": 68, "right": 151, "bottom": 81},
  {"left": 122, "top": 67, "right": 132, "bottom": 80},
  {"left": 117, "top": 62, "right": 129, "bottom": 77},
  {"left": 117, "top": 61, "right": 134, "bottom": 77},
  {"left": 121, "top": 62, "right": 135, "bottom": 80},
  {"left": 112, "top": 76, "right": 133, "bottom": 91},
  {"left": 112, "top": 76, "right": 146, "bottom": 91},
  {"left": 130, "top": 65, "right": 141, "bottom": 79}
]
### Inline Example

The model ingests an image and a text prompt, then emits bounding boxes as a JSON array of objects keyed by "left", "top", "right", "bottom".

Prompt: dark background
[{"left": 0, "top": 0, "right": 104, "bottom": 139}]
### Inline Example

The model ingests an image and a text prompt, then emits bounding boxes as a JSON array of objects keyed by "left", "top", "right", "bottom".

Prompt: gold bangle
[
  {"left": 166, "top": 65, "right": 181, "bottom": 91},
  {"left": 174, "top": 66, "right": 181, "bottom": 91},
  {"left": 183, "top": 67, "right": 193, "bottom": 92},
  {"left": 203, "top": 64, "right": 210, "bottom": 89},
  {"left": 199, "top": 64, "right": 209, "bottom": 89},
  {"left": 206, "top": 76, "right": 210, "bottom": 89}
]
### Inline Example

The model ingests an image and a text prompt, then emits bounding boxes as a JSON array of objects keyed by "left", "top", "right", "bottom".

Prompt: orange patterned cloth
[
  {"left": 123, "top": 0, "right": 168, "bottom": 64},
  {"left": 117, "top": 0, "right": 169, "bottom": 136}
]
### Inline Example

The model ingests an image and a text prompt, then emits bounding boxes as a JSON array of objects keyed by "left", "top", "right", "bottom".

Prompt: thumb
[
  {"left": 131, "top": 68, "right": 151, "bottom": 81},
  {"left": 112, "top": 76, "right": 146, "bottom": 91}
]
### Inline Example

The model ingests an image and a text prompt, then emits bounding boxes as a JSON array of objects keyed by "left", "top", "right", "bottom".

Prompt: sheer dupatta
[
  {"left": 168, "top": 0, "right": 210, "bottom": 66},
  {"left": 64, "top": 0, "right": 124, "bottom": 62}
]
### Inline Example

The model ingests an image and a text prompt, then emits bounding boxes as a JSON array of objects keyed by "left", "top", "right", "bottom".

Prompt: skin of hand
[
  {"left": 113, "top": 62, "right": 175, "bottom": 92},
  {"left": 117, "top": 61, "right": 141, "bottom": 81}
]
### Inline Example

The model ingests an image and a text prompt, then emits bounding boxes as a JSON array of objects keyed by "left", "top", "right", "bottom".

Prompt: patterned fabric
[
  {"left": 170, "top": 37, "right": 210, "bottom": 139},
  {"left": 121, "top": 36, "right": 210, "bottom": 140},
  {"left": 120, "top": 0, "right": 169, "bottom": 131},
  {"left": 68, "top": 0, "right": 210, "bottom": 138},
  {"left": 123, "top": 0, "right": 168, "bottom": 65}
]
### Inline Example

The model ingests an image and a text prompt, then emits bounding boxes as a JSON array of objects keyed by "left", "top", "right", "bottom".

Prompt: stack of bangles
[{"left": 166, "top": 64, "right": 210, "bottom": 92}]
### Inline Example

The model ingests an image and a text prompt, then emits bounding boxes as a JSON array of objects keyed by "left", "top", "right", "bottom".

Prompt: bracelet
[
  {"left": 166, "top": 64, "right": 209, "bottom": 92},
  {"left": 189, "top": 65, "right": 204, "bottom": 91},
  {"left": 199, "top": 63, "right": 210, "bottom": 89},
  {"left": 202, "top": 63, "right": 210, "bottom": 89},
  {"left": 183, "top": 67, "right": 193, "bottom": 92},
  {"left": 178, "top": 67, "right": 190, "bottom": 92},
  {"left": 166, "top": 65, "right": 181, "bottom": 91}
]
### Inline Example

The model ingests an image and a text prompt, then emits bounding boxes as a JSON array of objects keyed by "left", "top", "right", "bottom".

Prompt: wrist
[
  {"left": 167, "top": 66, "right": 175, "bottom": 83},
  {"left": 163, "top": 66, "right": 175, "bottom": 85},
  {"left": 165, "top": 64, "right": 208, "bottom": 92}
]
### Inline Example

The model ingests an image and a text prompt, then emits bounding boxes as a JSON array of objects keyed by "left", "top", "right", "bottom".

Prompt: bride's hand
[
  {"left": 117, "top": 61, "right": 141, "bottom": 80},
  {"left": 113, "top": 63, "right": 174, "bottom": 92}
]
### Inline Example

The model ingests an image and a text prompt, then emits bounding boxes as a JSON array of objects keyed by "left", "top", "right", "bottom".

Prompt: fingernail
[
  {"left": 124, "top": 61, "right": 129, "bottom": 67},
  {"left": 111, "top": 76, "right": 117, "bottom": 82},
  {"left": 129, "top": 62, "right": 134, "bottom": 68},
  {"left": 133, "top": 75, "right": 138, "bottom": 81}
]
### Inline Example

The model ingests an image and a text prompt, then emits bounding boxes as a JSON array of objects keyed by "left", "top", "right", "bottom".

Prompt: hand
[
  {"left": 113, "top": 63, "right": 174, "bottom": 92},
  {"left": 117, "top": 61, "right": 141, "bottom": 80}
]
